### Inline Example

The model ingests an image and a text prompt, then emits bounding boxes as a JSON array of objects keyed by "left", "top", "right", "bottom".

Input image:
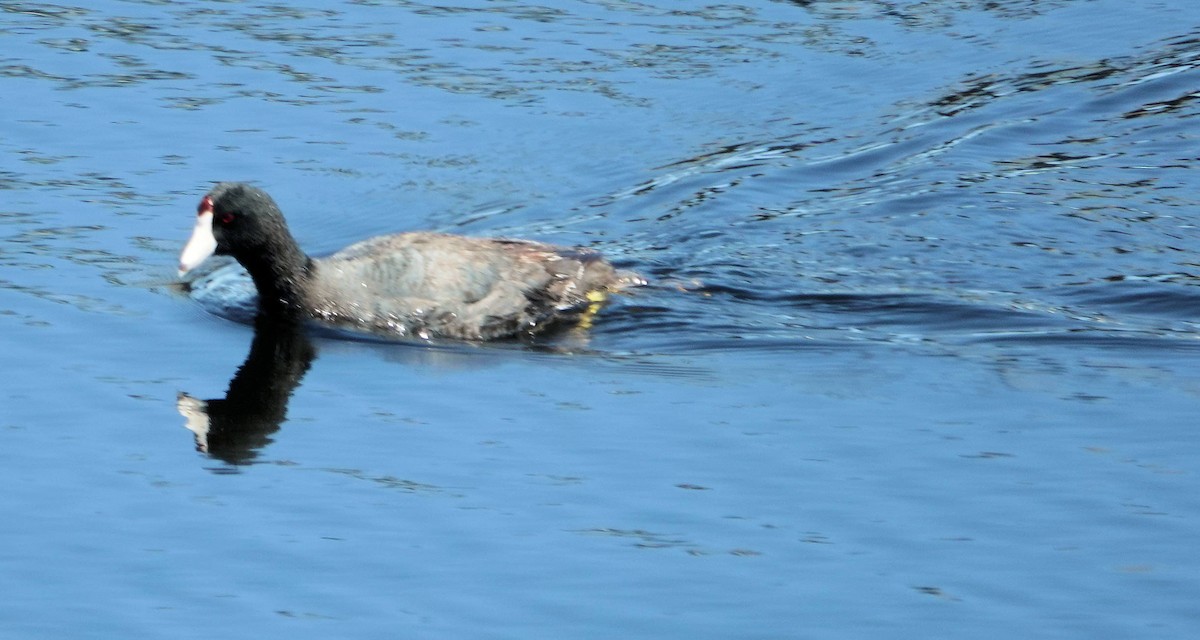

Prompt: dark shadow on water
[
  {"left": 177, "top": 315, "right": 315, "bottom": 468},
  {"left": 173, "top": 304, "right": 632, "bottom": 469}
]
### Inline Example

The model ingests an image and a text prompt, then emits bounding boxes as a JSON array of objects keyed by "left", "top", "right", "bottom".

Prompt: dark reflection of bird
[
  {"left": 178, "top": 182, "right": 643, "bottom": 341},
  {"left": 177, "top": 315, "right": 316, "bottom": 465}
]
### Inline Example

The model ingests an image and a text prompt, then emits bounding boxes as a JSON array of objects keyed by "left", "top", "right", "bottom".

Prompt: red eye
[{"left": 218, "top": 211, "right": 235, "bottom": 225}]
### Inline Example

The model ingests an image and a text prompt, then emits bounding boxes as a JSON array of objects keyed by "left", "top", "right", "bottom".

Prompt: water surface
[{"left": 2, "top": 1, "right": 1199, "bottom": 638}]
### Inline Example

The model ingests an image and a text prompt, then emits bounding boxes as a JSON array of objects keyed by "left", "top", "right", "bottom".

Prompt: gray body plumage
[{"left": 305, "top": 232, "right": 624, "bottom": 340}]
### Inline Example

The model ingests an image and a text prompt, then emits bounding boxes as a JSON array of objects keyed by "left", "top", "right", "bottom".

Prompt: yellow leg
[{"left": 576, "top": 290, "right": 609, "bottom": 330}]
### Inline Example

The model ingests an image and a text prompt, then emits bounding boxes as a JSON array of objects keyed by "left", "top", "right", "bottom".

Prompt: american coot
[{"left": 179, "top": 183, "right": 642, "bottom": 340}]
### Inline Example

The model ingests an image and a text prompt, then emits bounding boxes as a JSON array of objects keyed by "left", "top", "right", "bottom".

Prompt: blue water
[{"left": 2, "top": 1, "right": 1199, "bottom": 637}]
